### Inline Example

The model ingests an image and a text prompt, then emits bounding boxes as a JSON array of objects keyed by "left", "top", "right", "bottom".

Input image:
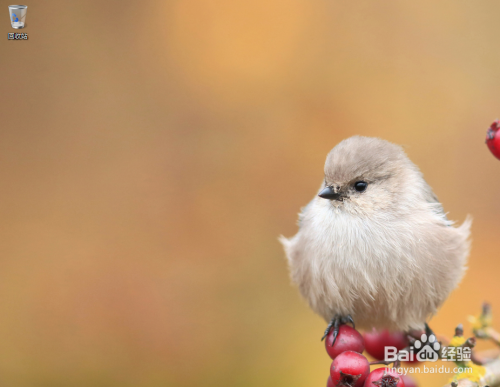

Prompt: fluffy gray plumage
[{"left": 280, "top": 136, "right": 471, "bottom": 331}]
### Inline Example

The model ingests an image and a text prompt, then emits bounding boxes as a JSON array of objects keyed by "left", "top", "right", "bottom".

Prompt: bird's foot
[
  {"left": 406, "top": 323, "right": 441, "bottom": 361},
  {"left": 321, "top": 315, "right": 355, "bottom": 346},
  {"left": 424, "top": 322, "right": 436, "bottom": 338},
  {"left": 407, "top": 323, "right": 435, "bottom": 340}
]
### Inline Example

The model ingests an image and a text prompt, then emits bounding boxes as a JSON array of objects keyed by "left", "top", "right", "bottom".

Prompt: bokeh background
[{"left": 2, "top": 0, "right": 500, "bottom": 386}]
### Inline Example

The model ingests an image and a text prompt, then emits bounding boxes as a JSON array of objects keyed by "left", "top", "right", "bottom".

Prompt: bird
[{"left": 280, "top": 136, "right": 471, "bottom": 343}]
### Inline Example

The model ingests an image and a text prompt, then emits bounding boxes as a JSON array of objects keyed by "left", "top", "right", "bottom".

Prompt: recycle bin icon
[{"left": 8, "top": 5, "right": 27, "bottom": 29}]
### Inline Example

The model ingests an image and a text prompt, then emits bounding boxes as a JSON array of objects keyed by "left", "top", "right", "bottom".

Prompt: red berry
[
  {"left": 330, "top": 351, "right": 370, "bottom": 387},
  {"left": 363, "top": 368, "right": 405, "bottom": 387},
  {"left": 325, "top": 325, "right": 365, "bottom": 360},
  {"left": 400, "top": 375, "right": 418, "bottom": 387},
  {"left": 486, "top": 119, "right": 500, "bottom": 160},
  {"left": 363, "top": 330, "right": 408, "bottom": 361},
  {"left": 328, "top": 375, "right": 334, "bottom": 387}
]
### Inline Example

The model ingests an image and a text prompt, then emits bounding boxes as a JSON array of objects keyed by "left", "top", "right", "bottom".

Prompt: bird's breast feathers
[{"left": 282, "top": 197, "right": 470, "bottom": 330}]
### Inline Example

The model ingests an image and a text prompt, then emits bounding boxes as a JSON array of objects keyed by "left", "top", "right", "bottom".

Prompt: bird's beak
[{"left": 318, "top": 186, "right": 340, "bottom": 200}]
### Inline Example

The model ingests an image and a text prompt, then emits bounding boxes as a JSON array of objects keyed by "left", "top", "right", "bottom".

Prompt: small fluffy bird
[{"left": 280, "top": 136, "right": 471, "bottom": 340}]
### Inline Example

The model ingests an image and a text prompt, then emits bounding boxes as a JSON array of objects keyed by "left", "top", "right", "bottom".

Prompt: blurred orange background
[{"left": 2, "top": 1, "right": 500, "bottom": 386}]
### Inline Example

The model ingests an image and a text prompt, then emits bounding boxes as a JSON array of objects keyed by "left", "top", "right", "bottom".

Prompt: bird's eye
[{"left": 354, "top": 181, "right": 367, "bottom": 192}]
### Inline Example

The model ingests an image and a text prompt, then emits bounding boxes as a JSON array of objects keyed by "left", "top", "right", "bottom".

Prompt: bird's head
[{"left": 319, "top": 136, "right": 416, "bottom": 214}]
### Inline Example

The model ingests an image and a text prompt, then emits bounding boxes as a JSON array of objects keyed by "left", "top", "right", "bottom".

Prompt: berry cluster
[{"left": 325, "top": 326, "right": 418, "bottom": 387}]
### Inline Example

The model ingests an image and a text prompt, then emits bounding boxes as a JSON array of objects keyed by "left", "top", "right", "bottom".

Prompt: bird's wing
[{"left": 422, "top": 180, "right": 450, "bottom": 224}]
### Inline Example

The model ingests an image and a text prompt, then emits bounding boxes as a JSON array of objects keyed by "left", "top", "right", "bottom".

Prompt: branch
[
  {"left": 441, "top": 303, "right": 500, "bottom": 387},
  {"left": 442, "top": 357, "right": 500, "bottom": 386}
]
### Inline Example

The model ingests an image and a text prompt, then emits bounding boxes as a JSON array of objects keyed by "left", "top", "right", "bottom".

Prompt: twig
[{"left": 441, "top": 303, "right": 500, "bottom": 386}]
